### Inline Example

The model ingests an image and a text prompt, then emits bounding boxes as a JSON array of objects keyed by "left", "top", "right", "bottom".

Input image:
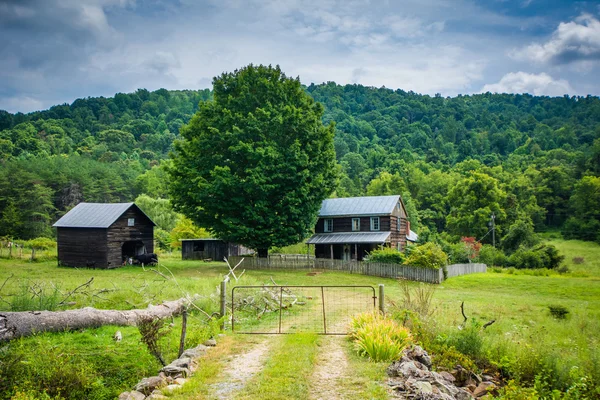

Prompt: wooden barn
[
  {"left": 181, "top": 239, "right": 253, "bottom": 261},
  {"left": 53, "top": 202, "right": 156, "bottom": 269}
]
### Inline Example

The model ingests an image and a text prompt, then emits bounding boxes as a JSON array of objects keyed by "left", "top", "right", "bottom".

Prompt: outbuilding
[
  {"left": 181, "top": 238, "right": 253, "bottom": 261},
  {"left": 53, "top": 202, "right": 155, "bottom": 269}
]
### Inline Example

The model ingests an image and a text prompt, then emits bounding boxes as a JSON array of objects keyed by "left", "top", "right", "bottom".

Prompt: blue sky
[{"left": 1, "top": 0, "right": 599, "bottom": 113}]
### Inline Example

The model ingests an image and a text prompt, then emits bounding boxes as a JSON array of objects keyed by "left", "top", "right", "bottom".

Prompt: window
[
  {"left": 128, "top": 218, "right": 135, "bottom": 227},
  {"left": 352, "top": 218, "right": 360, "bottom": 231},
  {"left": 324, "top": 219, "right": 334, "bottom": 232},
  {"left": 397, "top": 242, "right": 402, "bottom": 251},
  {"left": 370, "top": 217, "right": 380, "bottom": 231},
  {"left": 397, "top": 217, "right": 401, "bottom": 231}
]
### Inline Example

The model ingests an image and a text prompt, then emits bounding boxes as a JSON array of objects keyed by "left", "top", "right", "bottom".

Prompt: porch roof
[{"left": 306, "top": 231, "right": 391, "bottom": 245}]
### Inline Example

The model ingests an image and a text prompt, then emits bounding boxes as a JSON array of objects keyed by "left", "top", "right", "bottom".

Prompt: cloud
[
  {"left": 481, "top": 72, "right": 573, "bottom": 96},
  {"left": 515, "top": 14, "right": 600, "bottom": 64}
]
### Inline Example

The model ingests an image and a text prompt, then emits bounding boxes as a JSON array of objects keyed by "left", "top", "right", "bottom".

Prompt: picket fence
[{"left": 227, "top": 256, "right": 486, "bottom": 284}]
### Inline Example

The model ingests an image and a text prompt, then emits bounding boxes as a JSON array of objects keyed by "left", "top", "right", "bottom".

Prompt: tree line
[{"left": 0, "top": 83, "right": 598, "bottom": 252}]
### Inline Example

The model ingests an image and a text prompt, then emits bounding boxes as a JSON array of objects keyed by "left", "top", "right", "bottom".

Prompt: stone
[
  {"left": 203, "top": 338, "right": 217, "bottom": 347},
  {"left": 134, "top": 376, "right": 166, "bottom": 395},
  {"left": 411, "top": 380, "right": 433, "bottom": 393},
  {"left": 161, "top": 365, "right": 191, "bottom": 377},
  {"left": 118, "top": 391, "right": 146, "bottom": 400},
  {"left": 170, "top": 357, "right": 192, "bottom": 369},
  {"left": 409, "top": 345, "right": 433, "bottom": 369},
  {"left": 473, "top": 382, "right": 495, "bottom": 397},
  {"left": 151, "top": 389, "right": 164, "bottom": 395},
  {"left": 163, "top": 384, "right": 182, "bottom": 392},
  {"left": 147, "top": 395, "right": 168, "bottom": 400},
  {"left": 174, "top": 378, "right": 188, "bottom": 385},
  {"left": 182, "top": 345, "right": 208, "bottom": 359},
  {"left": 438, "top": 371, "right": 456, "bottom": 383}
]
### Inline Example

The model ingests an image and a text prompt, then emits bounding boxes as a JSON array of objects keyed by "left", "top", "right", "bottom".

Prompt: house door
[{"left": 343, "top": 244, "right": 351, "bottom": 261}]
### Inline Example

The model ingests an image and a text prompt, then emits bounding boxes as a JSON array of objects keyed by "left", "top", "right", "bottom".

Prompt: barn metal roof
[
  {"left": 318, "top": 195, "right": 401, "bottom": 217},
  {"left": 406, "top": 230, "right": 419, "bottom": 242},
  {"left": 53, "top": 202, "right": 155, "bottom": 228},
  {"left": 306, "top": 231, "right": 391, "bottom": 245}
]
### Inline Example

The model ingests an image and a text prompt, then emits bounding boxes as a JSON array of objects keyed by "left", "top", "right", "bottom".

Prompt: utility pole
[{"left": 491, "top": 213, "right": 496, "bottom": 248}]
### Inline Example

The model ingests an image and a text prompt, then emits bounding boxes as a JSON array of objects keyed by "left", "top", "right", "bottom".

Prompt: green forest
[{"left": 1, "top": 84, "right": 599, "bottom": 263}]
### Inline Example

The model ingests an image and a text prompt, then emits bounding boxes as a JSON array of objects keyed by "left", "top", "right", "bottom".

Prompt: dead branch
[
  {"left": 0, "top": 273, "right": 14, "bottom": 293},
  {"left": 483, "top": 319, "right": 496, "bottom": 329},
  {"left": 58, "top": 277, "right": 94, "bottom": 306},
  {"left": 460, "top": 301, "right": 468, "bottom": 329}
]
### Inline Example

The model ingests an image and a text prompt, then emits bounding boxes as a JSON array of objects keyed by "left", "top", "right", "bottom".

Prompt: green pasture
[{"left": 0, "top": 239, "right": 599, "bottom": 398}]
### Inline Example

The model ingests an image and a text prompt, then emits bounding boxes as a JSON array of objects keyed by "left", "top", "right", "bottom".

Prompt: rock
[
  {"left": 118, "top": 391, "right": 146, "bottom": 400},
  {"left": 410, "top": 345, "right": 433, "bottom": 369},
  {"left": 466, "top": 384, "right": 477, "bottom": 392},
  {"left": 170, "top": 357, "right": 192, "bottom": 369},
  {"left": 218, "top": 333, "right": 226, "bottom": 337},
  {"left": 203, "top": 338, "right": 217, "bottom": 347},
  {"left": 473, "top": 382, "right": 495, "bottom": 397},
  {"left": 163, "top": 384, "right": 181, "bottom": 392},
  {"left": 161, "top": 365, "right": 191, "bottom": 378},
  {"left": 411, "top": 380, "right": 433, "bottom": 393},
  {"left": 113, "top": 330, "right": 122, "bottom": 342},
  {"left": 147, "top": 395, "right": 168, "bottom": 400},
  {"left": 182, "top": 344, "right": 208, "bottom": 359},
  {"left": 134, "top": 376, "right": 166, "bottom": 395},
  {"left": 452, "top": 365, "right": 470, "bottom": 386},
  {"left": 439, "top": 371, "right": 456, "bottom": 383},
  {"left": 151, "top": 389, "right": 164, "bottom": 395},
  {"left": 174, "top": 378, "right": 188, "bottom": 385}
]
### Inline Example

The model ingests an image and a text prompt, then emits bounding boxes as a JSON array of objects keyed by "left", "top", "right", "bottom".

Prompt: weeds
[
  {"left": 137, "top": 316, "right": 171, "bottom": 366},
  {"left": 548, "top": 305, "right": 570, "bottom": 319},
  {"left": 398, "top": 280, "right": 436, "bottom": 318}
]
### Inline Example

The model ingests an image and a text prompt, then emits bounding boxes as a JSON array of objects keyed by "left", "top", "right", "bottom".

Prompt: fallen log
[{"left": 0, "top": 296, "right": 197, "bottom": 342}]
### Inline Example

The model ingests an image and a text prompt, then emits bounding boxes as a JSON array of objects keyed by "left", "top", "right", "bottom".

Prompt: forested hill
[{"left": 1, "top": 85, "right": 599, "bottom": 245}]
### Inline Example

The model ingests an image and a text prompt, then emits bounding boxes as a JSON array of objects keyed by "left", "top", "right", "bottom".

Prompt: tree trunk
[
  {"left": 0, "top": 296, "right": 196, "bottom": 342},
  {"left": 257, "top": 248, "right": 268, "bottom": 258}
]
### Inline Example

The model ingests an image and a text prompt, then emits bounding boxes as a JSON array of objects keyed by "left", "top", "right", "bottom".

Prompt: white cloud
[
  {"left": 481, "top": 72, "right": 573, "bottom": 96},
  {"left": 515, "top": 14, "right": 600, "bottom": 64},
  {"left": 1, "top": 96, "right": 45, "bottom": 114}
]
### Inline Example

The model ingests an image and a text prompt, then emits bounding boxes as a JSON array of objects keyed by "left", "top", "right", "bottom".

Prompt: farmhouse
[
  {"left": 181, "top": 238, "right": 254, "bottom": 261},
  {"left": 306, "top": 195, "right": 417, "bottom": 261},
  {"left": 53, "top": 202, "right": 155, "bottom": 269}
]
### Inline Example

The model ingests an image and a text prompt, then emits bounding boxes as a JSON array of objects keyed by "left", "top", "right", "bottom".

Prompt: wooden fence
[{"left": 227, "top": 256, "right": 486, "bottom": 284}]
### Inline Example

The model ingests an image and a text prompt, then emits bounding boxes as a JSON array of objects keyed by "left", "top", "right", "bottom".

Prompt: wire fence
[{"left": 231, "top": 285, "right": 376, "bottom": 335}]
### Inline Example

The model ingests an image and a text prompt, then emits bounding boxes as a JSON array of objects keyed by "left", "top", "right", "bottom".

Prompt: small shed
[
  {"left": 53, "top": 202, "right": 156, "bottom": 269},
  {"left": 181, "top": 239, "right": 253, "bottom": 261}
]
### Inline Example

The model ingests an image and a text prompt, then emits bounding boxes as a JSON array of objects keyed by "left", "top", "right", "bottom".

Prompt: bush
[
  {"left": 508, "top": 244, "right": 564, "bottom": 269},
  {"left": 349, "top": 312, "right": 412, "bottom": 362},
  {"left": 478, "top": 245, "right": 507, "bottom": 267},
  {"left": 366, "top": 247, "right": 405, "bottom": 264},
  {"left": 403, "top": 242, "right": 448, "bottom": 270},
  {"left": 548, "top": 305, "right": 570, "bottom": 319},
  {"left": 501, "top": 219, "right": 539, "bottom": 254}
]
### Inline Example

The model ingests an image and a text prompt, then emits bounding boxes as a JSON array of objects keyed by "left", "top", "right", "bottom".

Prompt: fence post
[
  {"left": 378, "top": 284, "right": 385, "bottom": 314},
  {"left": 220, "top": 277, "right": 228, "bottom": 330}
]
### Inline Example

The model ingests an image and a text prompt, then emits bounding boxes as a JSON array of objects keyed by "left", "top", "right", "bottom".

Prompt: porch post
[{"left": 354, "top": 244, "right": 358, "bottom": 261}]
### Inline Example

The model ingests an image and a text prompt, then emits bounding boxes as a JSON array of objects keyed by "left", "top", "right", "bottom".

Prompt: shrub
[
  {"left": 366, "top": 247, "right": 405, "bottom": 264},
  {"left": 572, "top": 257, "right": 584, "bottom": 265},
  {"left": 508, "top": 244, "right": 564, "bottom": 270},
  {"left": 403, "top": 242, "right": 448, "bottom": 270},
  {"left": 349, "top": 312, "right": 412, "bottom": 362},
  {"left": 501, "top": 219, "right": 539, "bottom": 254},
  {"left": 478, "top": 245, "right": 507, "bottom": 266},
  {"left": 548, "top": 305, "right": 570, "bottom": 319}
]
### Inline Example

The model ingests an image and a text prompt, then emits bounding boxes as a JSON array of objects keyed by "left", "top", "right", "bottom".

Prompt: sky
[{"left": 1, "top": 0, "right": 599, "bottom": 113}]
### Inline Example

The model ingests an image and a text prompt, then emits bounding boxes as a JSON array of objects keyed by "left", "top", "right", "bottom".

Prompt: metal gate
[{"left": 231, "top": 285, "right": 376, "bottom": 335}]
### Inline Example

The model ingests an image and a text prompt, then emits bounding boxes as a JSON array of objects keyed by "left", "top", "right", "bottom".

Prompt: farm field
[{"left": 0, "top": 239, "right": 599, "bottom": 398}]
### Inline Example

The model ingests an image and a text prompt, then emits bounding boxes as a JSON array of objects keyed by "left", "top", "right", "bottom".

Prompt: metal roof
[
  {"left": 319, "top": 195, "right": 401, "bottom": 217},
  {"left": 406, "top": 230, "right": 419, "bottom": 242},
  {"left": 306, "top": 231, "right": 391, "bottom": 245},
  {"left": 53, "top": 202, "right": 155, "bottom": 228}
]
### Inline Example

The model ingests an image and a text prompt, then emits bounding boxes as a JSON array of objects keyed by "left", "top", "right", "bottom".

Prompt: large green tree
[{"left": 168, "top": 65, "right": 337, "bottom": 256}]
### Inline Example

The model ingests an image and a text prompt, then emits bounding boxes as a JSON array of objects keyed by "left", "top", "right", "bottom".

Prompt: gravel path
[
  {"left": 309, "top": 336, "right": 350, "bottom": 400},
  {"left": 209, "top": 339, "right": 272, "bottom": 399}
]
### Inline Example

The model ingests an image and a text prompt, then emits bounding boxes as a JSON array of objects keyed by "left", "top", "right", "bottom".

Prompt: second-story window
[
  {"left": 352, "top": 218, "right": 360, "bottom": 231},
  {"left": 128, "top": 218, "right": 135, "bottom": 227},
  {"left": 324, "top": 219, "right": 334, "bottom": 232},
  {"left": 370, "top": 217, "right": 380, "bottom": 231},
  {"left": 397, "top": 217, "right": 401, "bottom": 231}
]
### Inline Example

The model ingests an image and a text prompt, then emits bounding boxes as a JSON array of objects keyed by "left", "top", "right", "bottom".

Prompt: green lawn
[{"left": 1, "top": 239, "right": 599, "bottom": 398}]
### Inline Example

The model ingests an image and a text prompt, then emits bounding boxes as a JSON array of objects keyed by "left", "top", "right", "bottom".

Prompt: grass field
[{"left": 0, "top": 239, "right": 599, "bottom": 398}]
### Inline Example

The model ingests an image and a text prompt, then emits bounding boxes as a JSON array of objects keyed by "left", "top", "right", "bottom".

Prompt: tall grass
[{"left": 350, "top": 312, "right": 412, "bottom": 362}]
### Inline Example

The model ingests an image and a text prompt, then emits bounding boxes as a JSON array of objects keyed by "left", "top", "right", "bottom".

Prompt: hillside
[{"left": 0, "top": 85, "right": 599, "bottom": 245}]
